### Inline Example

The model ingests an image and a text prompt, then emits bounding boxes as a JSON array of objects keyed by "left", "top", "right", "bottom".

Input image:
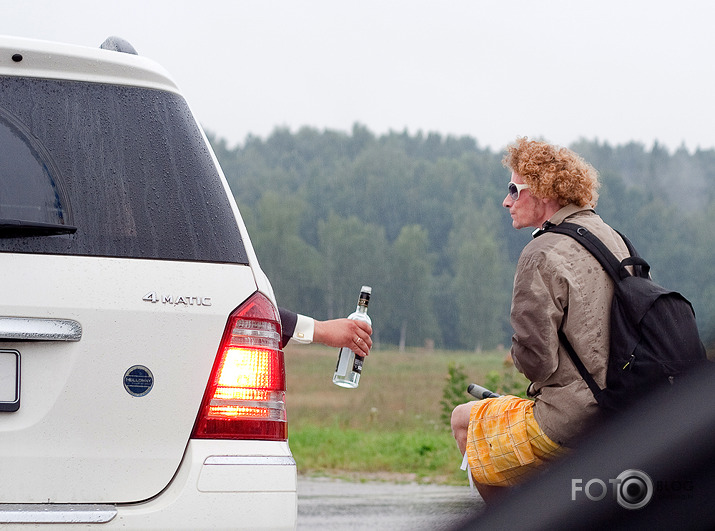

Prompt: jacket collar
[
  {"left": 532, "top": 204, "right": 595, "bottom": 238},
  {"left": 548, "top": 204, "right": 594, "bottom": 225}
]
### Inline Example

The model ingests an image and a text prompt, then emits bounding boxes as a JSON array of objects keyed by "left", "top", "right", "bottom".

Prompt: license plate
[{"left": 0, "top": 350, "right": 20, "bottom": 412}]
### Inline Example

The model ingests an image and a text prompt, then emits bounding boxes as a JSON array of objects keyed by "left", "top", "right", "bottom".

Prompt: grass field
[{"left": 284, "top": 343, "right": 528, "bottom": 485}]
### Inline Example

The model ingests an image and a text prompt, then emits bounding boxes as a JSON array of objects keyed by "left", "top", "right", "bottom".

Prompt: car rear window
[{"left": 0, "top": 76, "right": 248, "bottom": 264}]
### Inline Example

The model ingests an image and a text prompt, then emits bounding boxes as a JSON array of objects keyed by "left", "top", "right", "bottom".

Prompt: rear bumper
[{"left": 0, "top": 440, "right": 297, "bottom": 530}]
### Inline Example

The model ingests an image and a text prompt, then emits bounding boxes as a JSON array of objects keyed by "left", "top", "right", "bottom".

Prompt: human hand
[{"left": 313, "top": 318, "right": 373, "bottom": 357}]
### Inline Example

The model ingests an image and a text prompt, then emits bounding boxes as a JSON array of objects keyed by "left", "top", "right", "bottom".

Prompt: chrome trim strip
[
  {"left": 204, "top": 456, "right": 296, "bottom": 466},
  {"left": 209, "top": 399, "right": 285, "bottom": 408},
  {"left": 0, "top": 317, "right": 82, "bottom": 341},
  {"left": 232, "top": 328, "right": 281, "bottom": 340},
  {"left": 0, "top": 504, "right": 116, "bottom": 523}
]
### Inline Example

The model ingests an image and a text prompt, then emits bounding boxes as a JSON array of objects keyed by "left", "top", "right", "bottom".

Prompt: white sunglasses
[{"left": 508, "top": 181, "right": 530, "bottom": 201}]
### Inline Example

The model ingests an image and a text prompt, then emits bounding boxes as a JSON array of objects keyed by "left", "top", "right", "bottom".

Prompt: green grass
[
  {"left": 289, "top": 425, "right": 466, "bottom": 484},
  {"left": 284, "top": 343, "right": 529, "bottom": 485}
]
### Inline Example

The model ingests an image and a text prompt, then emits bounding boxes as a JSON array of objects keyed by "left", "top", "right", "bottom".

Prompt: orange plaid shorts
[{"left": 466, "top": 395, "right": 567, "bottom": 487}]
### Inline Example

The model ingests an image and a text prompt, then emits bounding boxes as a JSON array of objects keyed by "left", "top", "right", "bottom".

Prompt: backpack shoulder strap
[
  {"left": 537, "top": 222, "right": 617, "bottom": 403},
  {"left": 615, "top": 230, "right": 638, "bottom": 258},
  {"left": 613, "top": 230, "right": 650, "bottom": 279},
  {"left": 541, "top": 222, "right": 652, "bottom": 280},
  {"left": 541, "top": 222, "right": 623, "bottom": 281},
  {"left": 558, "top": 329, "right": 603, "bottom": 400}
]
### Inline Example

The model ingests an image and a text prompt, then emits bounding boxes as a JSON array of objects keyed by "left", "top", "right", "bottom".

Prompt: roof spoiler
[{"left": 99, "top": 36, "right": 138, "bottom": 55}]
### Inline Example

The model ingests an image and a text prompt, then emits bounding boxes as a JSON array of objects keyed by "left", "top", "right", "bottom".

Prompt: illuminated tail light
[{"left": 192, "top": 292, "right": 287, "bottom": 441}]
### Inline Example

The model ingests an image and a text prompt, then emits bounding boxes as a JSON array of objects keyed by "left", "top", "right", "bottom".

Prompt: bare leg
[
  {"left": 452, "top": 401, "right": 510, "bottom": 505},
  {"left": 450, "top": 401, "right": 477, "bottom": 455}
]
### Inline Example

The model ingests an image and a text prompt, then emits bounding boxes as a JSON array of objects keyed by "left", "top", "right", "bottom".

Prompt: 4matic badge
[{"left": 143, "top": 292, "right": 212, "bottom": 307}]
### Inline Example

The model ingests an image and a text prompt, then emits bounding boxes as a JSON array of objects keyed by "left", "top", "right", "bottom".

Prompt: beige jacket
[{"left": 510, "top": 205, "right": 631, "bottom": 445}]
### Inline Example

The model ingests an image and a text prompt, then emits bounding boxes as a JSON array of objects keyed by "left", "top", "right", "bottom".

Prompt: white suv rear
[{"left": 0, "top": 35, "right": 296, "bottom": 529}]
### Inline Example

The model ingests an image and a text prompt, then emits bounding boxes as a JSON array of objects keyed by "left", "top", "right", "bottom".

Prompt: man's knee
[{"left": 450, "top": 402, "right": 474, "bottom": 444}]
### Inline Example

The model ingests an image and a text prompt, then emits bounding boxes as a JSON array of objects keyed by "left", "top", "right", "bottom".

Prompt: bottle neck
[{"left": 356, "top": 289, "right": 370, "bottom": 314}]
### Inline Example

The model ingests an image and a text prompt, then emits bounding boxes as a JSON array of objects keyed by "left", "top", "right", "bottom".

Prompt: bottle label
[{"left": 352, "top": 355, "right": 364, "bottom": 374}]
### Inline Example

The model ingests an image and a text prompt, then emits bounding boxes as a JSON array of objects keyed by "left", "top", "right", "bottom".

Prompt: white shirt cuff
[{"left": 292, "top": 314, "right": 314, "bottom": 344}]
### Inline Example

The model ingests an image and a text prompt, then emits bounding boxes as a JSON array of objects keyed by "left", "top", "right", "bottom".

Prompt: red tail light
[{"left": 192, "top": 292, "right": 287, "bottom": 441}]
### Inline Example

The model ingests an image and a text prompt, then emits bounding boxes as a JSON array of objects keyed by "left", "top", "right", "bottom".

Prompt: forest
[{"left": 208, "top": 125, "right": 715, "bottom": 351}]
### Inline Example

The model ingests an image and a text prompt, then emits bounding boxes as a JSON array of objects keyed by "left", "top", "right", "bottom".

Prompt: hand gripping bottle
[{"left": 332, "top": 286, "right": 371, "bottom": 388}]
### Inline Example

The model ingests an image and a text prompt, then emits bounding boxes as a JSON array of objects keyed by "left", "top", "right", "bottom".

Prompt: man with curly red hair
[{"left": 451, "top": 137, "right": 630, "bottom": 504}]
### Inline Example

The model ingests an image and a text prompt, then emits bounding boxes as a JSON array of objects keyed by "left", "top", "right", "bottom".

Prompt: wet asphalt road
[{"left": 297, "top": 477, "right": 485, "bottom": 530}]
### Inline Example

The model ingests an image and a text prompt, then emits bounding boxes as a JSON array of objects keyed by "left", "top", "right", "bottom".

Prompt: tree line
[{"left": 209, "top": 125, "right": 715, "bottom": 351}]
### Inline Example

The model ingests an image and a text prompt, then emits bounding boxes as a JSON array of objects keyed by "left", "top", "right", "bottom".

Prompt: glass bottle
[{"left": 332, "top": 286, "right": 372, "bottom": 388}]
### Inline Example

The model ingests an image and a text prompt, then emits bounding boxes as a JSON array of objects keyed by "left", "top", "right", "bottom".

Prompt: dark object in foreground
[{"left": 454, "top": 361, "right": 715, "bottom": 530}]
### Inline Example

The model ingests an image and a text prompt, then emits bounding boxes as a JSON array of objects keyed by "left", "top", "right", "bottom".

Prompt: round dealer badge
[{"left": 123, "top": 365, "right": 154, "bottom": 397}]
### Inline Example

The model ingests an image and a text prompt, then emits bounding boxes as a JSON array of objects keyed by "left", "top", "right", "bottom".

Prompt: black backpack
[{"left": 539, "top": 222, "right": 708, "bottom": 414}]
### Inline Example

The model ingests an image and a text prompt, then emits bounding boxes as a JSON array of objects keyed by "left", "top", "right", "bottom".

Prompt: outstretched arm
[{"left": 278, "top": 307, "right": 373, "bottom": 357}]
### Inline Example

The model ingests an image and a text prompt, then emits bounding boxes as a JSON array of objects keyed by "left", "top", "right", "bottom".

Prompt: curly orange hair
[{"left": 502, "top": 137, "right": 600, "bottom": 208}]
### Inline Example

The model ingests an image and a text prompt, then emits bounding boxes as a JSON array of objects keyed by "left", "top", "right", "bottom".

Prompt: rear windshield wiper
[{"left": 0, "top": 219, "right": 77, "bottom": 237}]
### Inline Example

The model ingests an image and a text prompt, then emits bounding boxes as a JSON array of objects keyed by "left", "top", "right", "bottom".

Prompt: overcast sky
[{"left": 3, "top": 1, "right": 714, "bottom": 152}]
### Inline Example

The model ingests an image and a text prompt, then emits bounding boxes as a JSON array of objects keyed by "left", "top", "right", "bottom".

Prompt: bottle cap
[{"left": 360, "top": 286, "right": 372, "bottom": 294}]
